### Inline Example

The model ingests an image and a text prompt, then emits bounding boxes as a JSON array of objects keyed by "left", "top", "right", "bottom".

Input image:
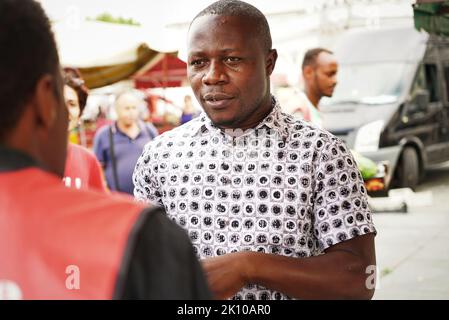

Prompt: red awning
[{"left": 133, "top": 53, "right": 187, "bottom": 88}]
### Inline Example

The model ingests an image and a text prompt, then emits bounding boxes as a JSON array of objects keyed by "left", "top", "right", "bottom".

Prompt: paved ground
[{"left": 372, "top": 162, "right": 449, "bottom": 300}]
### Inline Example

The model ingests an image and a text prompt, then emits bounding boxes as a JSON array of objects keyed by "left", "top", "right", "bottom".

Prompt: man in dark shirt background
[{"left": 94, "top": 91, "right": 159, "bottom": 195}]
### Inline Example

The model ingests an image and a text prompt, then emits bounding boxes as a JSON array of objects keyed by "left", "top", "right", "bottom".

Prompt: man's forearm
[{"left": 243, "top": 248, "right": 375, "bottom": 300}]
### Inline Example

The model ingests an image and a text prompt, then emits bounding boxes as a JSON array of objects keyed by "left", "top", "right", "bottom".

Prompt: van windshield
[{"left": 322, "top": 62, "right": 413, "bottom": 106}]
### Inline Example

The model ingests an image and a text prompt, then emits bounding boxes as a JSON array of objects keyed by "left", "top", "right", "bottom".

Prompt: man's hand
[
  {"left": 201, "top": 251, "right": 252, "bottom": 299},
  {"left": 202, "top": 234, "right": 376, "bottom": 300},
  {"left": 201, "top": 234, "right": 375, "bottom": 300}
]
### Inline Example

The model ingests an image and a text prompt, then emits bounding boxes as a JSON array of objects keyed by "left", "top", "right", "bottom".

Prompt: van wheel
[{"left": 397, "top": 147, "right": 420, "bottom": 190}]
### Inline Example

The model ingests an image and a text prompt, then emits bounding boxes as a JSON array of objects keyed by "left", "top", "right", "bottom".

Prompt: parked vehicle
[{"left": 321, "top": 26, "right": 449, "bottom": 194}]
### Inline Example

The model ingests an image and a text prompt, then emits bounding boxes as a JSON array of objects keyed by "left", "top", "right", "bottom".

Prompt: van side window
[
  {"left": 411, "top": 65, "right": 426, "bottom": 99},
  {"left": 424, "top": 64, "right": 440, "bottom": 102}
]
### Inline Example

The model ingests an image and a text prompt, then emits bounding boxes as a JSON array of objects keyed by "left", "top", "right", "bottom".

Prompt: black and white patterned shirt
[{"left": 133, "top": 97, "right": 376, "bottom": 300}]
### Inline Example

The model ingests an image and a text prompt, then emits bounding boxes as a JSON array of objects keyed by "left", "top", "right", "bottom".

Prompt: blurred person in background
[
  {"left": 95, "top": 102, "right": 114, "bottom": 131},
  {"left": 93, "top": 91, "right": 158, "bottom": 195},
  {"left": 289, "top": 48, "right": 338, "bottom": 128},
  {"left": 63, "top": 68, "right": 105, "bottom": 191},
  {"left": 293, "top": 48, "right": 378, "bottom": 181},
  {"left": 0, "top": 0, "right": 210, "bottom": 300},
  {"left": 64, "top": 67, "right": 88, "bottom": 145},
  {"left": 180, "top": 94, "right": 199, "bottom": 125}
]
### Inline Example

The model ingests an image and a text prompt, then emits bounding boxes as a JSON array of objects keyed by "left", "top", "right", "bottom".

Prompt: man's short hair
[
  {"left": 0, "top": 0, "right": 60, "bottom": 140},
  {"left": 191, "top": 0, "right": 272, "bottom": 52},
  {"left": 302, "top": 48, "right": 334, "bottom": 70},
  {"left": 114, "top": 91, "right": 141, "bottom": 108}
]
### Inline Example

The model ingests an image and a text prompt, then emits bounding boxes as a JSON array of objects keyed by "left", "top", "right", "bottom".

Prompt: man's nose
[
  {"left": 202, "top": 61, "right": 227, "bottom": 85},
  {"left": 331, "top": 76, "right": 337, "bottom": 86}
]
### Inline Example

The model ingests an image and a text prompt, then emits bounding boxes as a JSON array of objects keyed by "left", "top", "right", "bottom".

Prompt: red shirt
[{"left": 64, "top": 143, "right": 105, "bottom": 191}]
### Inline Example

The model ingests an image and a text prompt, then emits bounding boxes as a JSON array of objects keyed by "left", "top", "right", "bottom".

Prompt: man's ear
[
  {"left": 266, "top": 49, "right": 278, "bottom": 76},
  {"left": 32, "top": 74, "right": 58, "bottom": 131},
  {"left": 302, "top": 65, "right": 314, "bottom": 81}
]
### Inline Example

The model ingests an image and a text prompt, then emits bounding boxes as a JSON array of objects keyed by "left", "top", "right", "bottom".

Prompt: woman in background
[
  {"left": 180, "top": 95, "right": 199, "bottom": 125},
  {"left": 63, "top": 68, "right": 106, "bottom": 191}
]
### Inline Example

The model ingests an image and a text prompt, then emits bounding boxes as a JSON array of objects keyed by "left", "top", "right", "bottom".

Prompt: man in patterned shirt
[{"left": 133, "top": 0, "right": 377, "bottom": 300}]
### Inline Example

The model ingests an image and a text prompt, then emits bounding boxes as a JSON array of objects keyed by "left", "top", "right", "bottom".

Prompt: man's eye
[
  {"left": 224, "top": 57, "right": 241, "bottom": 63},
  {"left": 190, "top": 59, "right": 206, "bottom": 67}
]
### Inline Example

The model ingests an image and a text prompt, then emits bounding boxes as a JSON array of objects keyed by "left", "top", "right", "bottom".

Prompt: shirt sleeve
[
  {"left": 114, "top": 207, "right": 212, "bottom": 300},
  {"left": 312, "top": 137, "right": 376, "bottom": 252},
  {"left": 132, "top": 142, "right": 164, "bottom": 207},
  {"left": 93, "top": 128, "right": 106, "bottom": 166}
]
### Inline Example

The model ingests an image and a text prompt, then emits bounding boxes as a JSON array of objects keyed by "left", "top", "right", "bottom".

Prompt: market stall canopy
[
  {"left": 133, "top": 53, "right": 187, "bottom": 89},
  {"left": 413, "top": 0, "right": 449, "bottom": 36},
  {"left": 53, "top": 20, "right": 183, "bottom": 88}
]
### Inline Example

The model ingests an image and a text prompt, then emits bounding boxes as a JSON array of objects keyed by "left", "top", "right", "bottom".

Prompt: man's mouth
[{"left": 203, "top": 93, "right": 234, "bottom": 109}]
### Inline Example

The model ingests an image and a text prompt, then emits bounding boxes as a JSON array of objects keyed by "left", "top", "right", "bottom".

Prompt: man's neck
[
  {"left": 218, "top": 96, "right": 274, "bottom": 132},
  {"left": 239, "top": 108, "right": 273, "bottom": 131},
  {"left": 116, "top": 121, "right": 140, "bottom": 139},
  {"left": 304, "top": 87, "right": 321, "bottom": 110}
]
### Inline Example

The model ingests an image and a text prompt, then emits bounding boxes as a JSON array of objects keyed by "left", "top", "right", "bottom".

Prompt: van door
[
  {"left": 427, "top": 40, "right": 449, "bottom": 163},
  {"left": 441, "top": 54, "right": 449, "bottom": 160},
  {"left": 396, "top": 62, "right": 443, "bottom": 165},
  {"left": 422, "top": 60, "right": 448, "bottom": 164}
]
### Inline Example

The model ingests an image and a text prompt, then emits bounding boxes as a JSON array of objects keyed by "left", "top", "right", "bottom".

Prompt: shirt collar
[
  {"left": 0, "top": 145, "right": 41, "bottom": 172},
  {"left": 188, "top": 95, "right": 289, "bottom": 139}
]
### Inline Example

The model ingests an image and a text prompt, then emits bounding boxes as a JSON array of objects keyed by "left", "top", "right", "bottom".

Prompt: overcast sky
[
  {"left": 39, "top": 0, "right": 314, "bottom": 28},
  {"left": 39, "top": 0, "right": 415, "bottom": 83}
]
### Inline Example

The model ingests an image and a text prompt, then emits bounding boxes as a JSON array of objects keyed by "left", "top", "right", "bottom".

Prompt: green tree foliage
[{"left": 87, "top": 12, "right": 141, "bottom": 26}]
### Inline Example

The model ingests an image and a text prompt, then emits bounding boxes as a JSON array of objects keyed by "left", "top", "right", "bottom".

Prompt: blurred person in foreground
[
  {"left": 0, "top": 0, "right": 210, "bottom": 300},
  {"left": 134, "top": 0, "right": 376, "bottom": 300},
  {"left": 63, "top": 68, "right": 105, "bottom": 191},
  {"left": 93, "top": 92, "right": 158, "bottom": 195}
]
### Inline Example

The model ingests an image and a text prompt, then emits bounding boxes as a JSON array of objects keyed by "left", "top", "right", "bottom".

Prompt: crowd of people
[{"left": 0, "top": 0, "right": 376, "bottom": 300}]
